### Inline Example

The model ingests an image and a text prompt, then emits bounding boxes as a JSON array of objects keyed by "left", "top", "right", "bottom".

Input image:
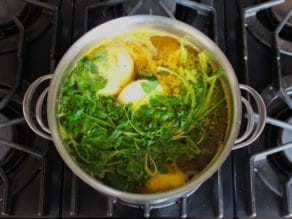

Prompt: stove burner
[
  {"left": 0, "top": 0, "right": 26, "bottom": 26},
  {"left": 84, "top": 1, "right": 205, "bottom": 42},
  {"left": 240, "top": 0, "right": 292, "bottom": 55},
  {"left": 0, "top": 0, "right": 53, "bottom": 53},
  {"left": 0, "top": 113, "right": 12, "bottom": 162},
  {"left": 281, "top": 117, "right": 292, "bottom": 162},
  {"left": 250, "top": 75, "right": 292, "bottom": 197},
  {"left": 271, "top": 1, "right": 292, "bottom": 28},
  {"left": 265, "top": 94, "right": 292, "bottom": 176},
  {"left": 280, "top": 117, "right": 292, "bottom": 147},
  {"left": 123, "top": 0, "right": 176, "bottom": 16},
  {"left": 0, "top": 87, "right": 45, "bottom": 202},
  {"left": 86, "top": 0, "right": 178, "bottom": 33}
]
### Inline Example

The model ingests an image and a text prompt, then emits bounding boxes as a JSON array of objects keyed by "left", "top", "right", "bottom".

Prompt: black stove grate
[
  {"left": 248, "top": 142, "right": 292, "bottom": 217},
  {"left": 0, "top": 0, "right": 60, "bottom": 217},
  {"left": 237, "top": 0, "right": 292, "bottom": 217},
  {"left": 239, "top": 0, "right": 292, "bottom": 56},
  {"left": 0, "top": 13, "right": 24, "bottom": 111},
  {"left": 271, "top": 7, "right": 292, "bottom": 109},
  {"left": 83, "top": 0, "right": 218, "bottom": 43},
  {"left": 0, "top": 0, "right": 58, "bottom": 110},
  {"left": 0, "top": 138, "right": 47, "bottom": 216},
  {"left": 240, "top": 0, "right": 284, "bottom": 86}
]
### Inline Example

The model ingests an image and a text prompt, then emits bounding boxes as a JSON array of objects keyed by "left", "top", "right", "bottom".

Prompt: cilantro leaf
[{"left": 141, "top": 80, "right": 158, "bottom": 93}]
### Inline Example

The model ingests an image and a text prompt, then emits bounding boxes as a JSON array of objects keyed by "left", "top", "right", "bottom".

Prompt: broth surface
[{"left": 57, "top": 30, "right": 229, "bottom": 193}]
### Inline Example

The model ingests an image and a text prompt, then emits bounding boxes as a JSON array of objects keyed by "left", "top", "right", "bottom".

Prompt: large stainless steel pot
[{"left": 22, "top": 15, "right": 266, "bottom": 212}]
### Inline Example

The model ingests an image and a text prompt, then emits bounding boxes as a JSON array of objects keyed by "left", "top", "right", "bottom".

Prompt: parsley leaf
[{"left": 141, "top": 80, "right": 158, "bottom": 93}]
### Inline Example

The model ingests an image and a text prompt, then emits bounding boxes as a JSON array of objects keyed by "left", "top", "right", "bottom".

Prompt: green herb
[
  {"left": 198, "top": 51, "right": 209, "bottom": 74},
  {"left": 58, "top": 43, "right": 225, "bottom": 192},
  {"left": 136, "top": 72, "right": 157, "bottom": 81},
  {"left": 70, "top": 56, "right": 108, "bottom": 95},
  {"left": 141, "top": 80, "right": 158, "bottom": 93}
]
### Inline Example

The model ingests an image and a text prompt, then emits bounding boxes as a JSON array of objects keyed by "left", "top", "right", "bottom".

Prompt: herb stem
[
  {"left": 122, "top": 107, "right": 147, "bottom": 137},
  {"left": 83, "top": 112, "right": 114, "bottom": 128}
]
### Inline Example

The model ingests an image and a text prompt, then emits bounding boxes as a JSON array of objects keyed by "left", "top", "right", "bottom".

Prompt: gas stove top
[
  {"left": 226, "top": 0, "right": 292, "bottom": 218},
  {"left": 0, "top": 0, "right": 291, "bottom": 218}
]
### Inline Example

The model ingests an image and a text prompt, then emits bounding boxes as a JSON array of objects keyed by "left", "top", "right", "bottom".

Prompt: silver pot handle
[
  {"left": 23, "top": 74, "right": 53, "bottom": 140},
  {"left": 23, "top": 77, "right": 267, "bottom": 148},
  {"left": 232, "top": 84, "right": 267, "bottom": 150}
]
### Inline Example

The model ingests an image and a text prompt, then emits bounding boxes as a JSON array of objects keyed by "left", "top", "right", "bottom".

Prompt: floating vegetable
[
  {"left": 93, "top": 46, "right": 134, "bottom": 96},
  {"left": 138, "top": 163, "right": 186, "bottom": 193},
  {"left": 117, "top": 79, "right": 164, "bottom": 110}
]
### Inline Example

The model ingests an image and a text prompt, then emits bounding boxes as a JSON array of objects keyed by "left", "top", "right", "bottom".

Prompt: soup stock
[{"left": 23, "top": 16, "right": 266, "bottom": 206}]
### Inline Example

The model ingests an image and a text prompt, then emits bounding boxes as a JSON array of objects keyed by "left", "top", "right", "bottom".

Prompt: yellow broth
[{"left": 57, "top": 30, "right": 230, "bottom": 193}]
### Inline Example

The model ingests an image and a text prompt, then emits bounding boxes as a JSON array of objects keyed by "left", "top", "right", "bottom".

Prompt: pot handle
[
  {"left": 23, "top": 74, "right": 53, "bottom": 140},
  {"left": 232, "top": 84, "right": 267, "bottom": 150},
  {"left": 23, "top": 77, "right": 267, "bottom": 148}
]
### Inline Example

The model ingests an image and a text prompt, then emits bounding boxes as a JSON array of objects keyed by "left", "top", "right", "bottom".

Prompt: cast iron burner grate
[
  {"left": 0, "top": 0, "right": 56, "bottom": 53},
  {"left": 0, "top": 0, "right": 26, "bottom": 26},
  {"left": 238, "top": 0, "right": 292, "bottom": 55},
  {"left": 0, "top": 0, "right": 58, "bottom": 113},
  {"left": 65, "top": 0, "right": 228, "bottom": 218},
  {"left": 270, "top": 1, "right": 292, "bottom": 28},
  {"left": 0, "top": 0, "right": 59, "bottom": 216},
  {"left": 73, "top": 0, "right": 217, "bottom": 43},
  {"left": 0, "top": 87, "right": 48, "bottom": 216},
  {"left": 239, "top": 0, "right": 292, "bottom": 217},
  {"left": 0, "top": 113, "right": 13, "bottom": 162}
]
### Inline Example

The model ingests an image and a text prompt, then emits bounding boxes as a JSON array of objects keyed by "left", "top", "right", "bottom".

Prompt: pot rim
[{"left": 47, "top": 15, "right": 241, "bottom": 204}]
